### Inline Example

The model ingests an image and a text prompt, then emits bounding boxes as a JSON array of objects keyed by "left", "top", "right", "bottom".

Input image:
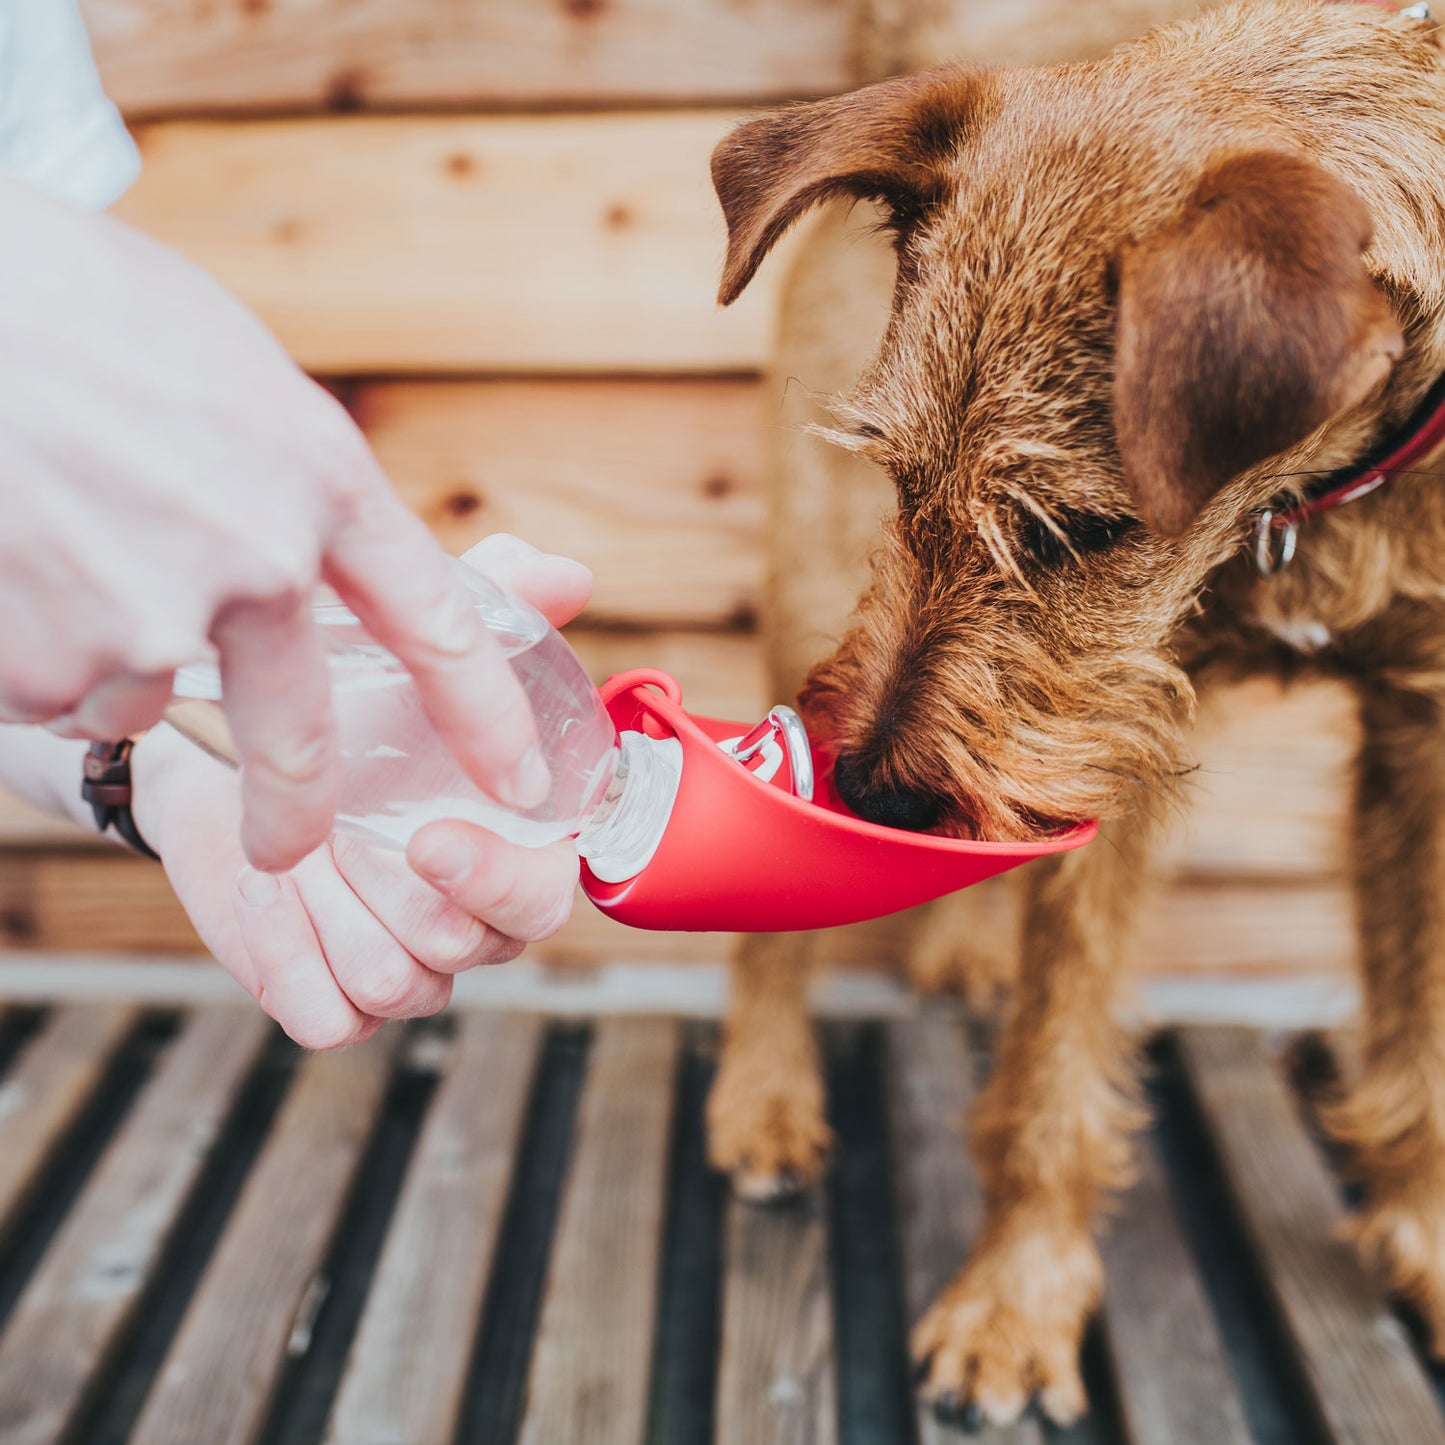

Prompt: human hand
[
  {"left": 0, "top": 173, "right": 553, "bottom": 872},
  {"left": 130, "top": 537, "right": 592, "bottom": 1049}
]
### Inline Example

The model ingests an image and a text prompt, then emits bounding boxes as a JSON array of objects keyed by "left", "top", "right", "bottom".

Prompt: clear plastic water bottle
[{"left": 166, "top": 565, "right": 684, "bottom": 883}]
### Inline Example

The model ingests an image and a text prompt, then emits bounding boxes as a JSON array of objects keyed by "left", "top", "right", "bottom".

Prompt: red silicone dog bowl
[{"left": 579, "top": 669, "right": 1097, "bottom": 932}]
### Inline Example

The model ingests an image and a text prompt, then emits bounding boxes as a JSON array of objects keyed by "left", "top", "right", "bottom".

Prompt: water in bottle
[{"left": 167, "top": 564, "right": 684, "bottom": 882}]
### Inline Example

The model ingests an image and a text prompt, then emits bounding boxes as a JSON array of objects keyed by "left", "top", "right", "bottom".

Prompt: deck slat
[
  {"left": 325, "top": 1012, "right": 544, "bottom": 1445},
  {"left": 0, "top": 1004, "right": 140, "bottom": 1245},
  {"left": 84, "top": 0, "right": 851, "bottom": 115},
  {"left": 1177, "top": 1025, "right": 1445, "bottom": 1445},
  {"left": 128, "top": 1028, "right": 399, "bottom": 1445},
  {"left": 1101, "top": 1135, "right": 1252, "bottom": 1445},
  {"left": 365, "top": 378, "right": 765, "bottom": 631},
  {"left": 516, "top": 1018, "right": 678, "bottom": 1445},
  {"left": 112, "top": 114, "right": 776, "bottom": 376},
  {"left": 717, "top": 1190, "right": 836, "bottom": 1445},
  {"left": 83, "top": 0, "right": 1225, "bottom": 118},
  {"left": 0, "top": 1007, "right": 269, "bottom": 1445},
  {"left": 716, "top": 1008, "right": 838, "bottom": 1445},
  {"left": 884, "top": 1015, "right": 1043, "bottom": 1445}
]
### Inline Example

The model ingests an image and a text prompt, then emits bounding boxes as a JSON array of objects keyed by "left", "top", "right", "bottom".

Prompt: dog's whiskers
[{"left": 1081, "top": 762, "right": 1195, "bottom": 827}]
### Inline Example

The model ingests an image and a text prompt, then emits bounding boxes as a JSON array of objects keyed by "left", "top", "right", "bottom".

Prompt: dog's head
[{"left": 713, "top": 1, "right": 1438, "bottom": 839}]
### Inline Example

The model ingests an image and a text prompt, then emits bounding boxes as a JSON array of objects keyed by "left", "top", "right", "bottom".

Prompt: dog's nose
[{"left": 832, "top": 753, "right": 944, "bottom": 832}]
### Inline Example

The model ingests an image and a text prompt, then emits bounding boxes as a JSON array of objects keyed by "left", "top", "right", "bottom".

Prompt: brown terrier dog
[{"left": 705, "top": 0, "right": 1445, "bottom": 1427}]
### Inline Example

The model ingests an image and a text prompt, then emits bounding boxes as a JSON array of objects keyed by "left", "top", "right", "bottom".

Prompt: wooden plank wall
[{"left": 0, "top": 1, "right": 1361, "bottom": 981}]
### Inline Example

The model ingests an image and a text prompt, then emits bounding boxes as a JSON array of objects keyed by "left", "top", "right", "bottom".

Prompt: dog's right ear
[{"left": 712, "top": 66, "right": 983, "bottom": 306}]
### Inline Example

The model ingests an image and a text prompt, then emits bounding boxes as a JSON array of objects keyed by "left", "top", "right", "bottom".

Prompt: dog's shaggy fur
[{"left": 705, "top": 0, "right": 1445, "bottom": 1426}]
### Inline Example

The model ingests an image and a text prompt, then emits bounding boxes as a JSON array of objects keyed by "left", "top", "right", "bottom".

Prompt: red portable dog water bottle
[
  {"left": 165, "top": 557, "right": 1095, "bottom": 930},
  {"left": 579, "top": 669, "right": 1095, "bottom": 932}
]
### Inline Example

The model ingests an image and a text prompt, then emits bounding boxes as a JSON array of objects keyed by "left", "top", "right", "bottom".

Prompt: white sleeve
[{"left": 0, "top": 0, "right": 140, "bottom": 211}]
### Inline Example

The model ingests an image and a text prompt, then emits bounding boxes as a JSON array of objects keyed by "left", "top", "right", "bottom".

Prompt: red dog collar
[{"left": 1253, "top": 369, "right": 1445, "bottom": 574}]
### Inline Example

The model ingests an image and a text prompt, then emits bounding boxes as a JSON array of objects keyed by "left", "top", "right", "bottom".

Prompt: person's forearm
[{"left": 0, "top": 724, "right": 100, "bottom": 833}]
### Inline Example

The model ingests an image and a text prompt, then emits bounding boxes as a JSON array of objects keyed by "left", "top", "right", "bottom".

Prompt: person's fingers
[
  {"left": 330, "top": 832, "right": 521, "bottom": 973},
  {"left": 213, "top": 595, "right": 340, "bottom": 873},
  {"left": 324, "top": 496, "right": 550, "bottom": 814},
  {"left": 458, "top": 535, "right": 593, "bottom": 629},
  {"left": 407, "top": 822, "right": 578, "bottom": 943},
  {"left": 44, "top": 669, "right": 176, "bottom": 740},
  {"left": 291, "top": 847, "right": 453, "bottom": 1018},
  {"left": 232, "top": 866, "right": 380, "bottom": 1049},
  {"left": 0, "top": 634, "right": 101, "bottom": 725}
]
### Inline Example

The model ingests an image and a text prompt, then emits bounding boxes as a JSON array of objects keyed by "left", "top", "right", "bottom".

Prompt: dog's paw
[
  {"left": 911, "top": 1231, "right": 1101, "bottom": 1429},
  {"left": 905, "top": 890, "right": 1015, "bottom": 1007},
  {"left": 1352, "top": 1189, "right": 1445, "bottom": 1355},
  {"left": 904, "top": 937, "right": 1012, "bottom": 1006},
  {"left": 706, "top": 1042, "right": 831, "bottom": 1202}
]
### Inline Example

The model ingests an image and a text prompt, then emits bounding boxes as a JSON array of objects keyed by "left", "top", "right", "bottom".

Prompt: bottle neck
[{"left": 576, "top": 731, "right": 684, "bottom": 884}]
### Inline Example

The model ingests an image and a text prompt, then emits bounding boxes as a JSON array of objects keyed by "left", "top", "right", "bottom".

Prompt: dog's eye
[{"left": 1018, "top": 509, "right": 1136, "bottom": 568}]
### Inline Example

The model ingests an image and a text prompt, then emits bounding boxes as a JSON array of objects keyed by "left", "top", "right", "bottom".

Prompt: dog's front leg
[
  {"left": 913, "top": 817, "right": 1151, "bottom": 1428},
  {"left": 1326, "top": 679, "right": 1445, "bottom": 1352},
  {"left": 705, "top": 202, "right": 896, "bottom": 1204},
  {"left": 708, "top": 931, "right": 831, "bottom": 1200}
]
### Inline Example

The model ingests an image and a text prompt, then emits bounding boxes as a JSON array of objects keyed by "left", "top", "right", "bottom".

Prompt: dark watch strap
[{"left": 82, "top": 740, "right": 161, "bottom": 861}]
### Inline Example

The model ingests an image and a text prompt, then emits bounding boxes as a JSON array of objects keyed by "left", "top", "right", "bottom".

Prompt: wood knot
[
  {"left": 325, "top": 68, "right": 366, "bottom": 112},
  {"left": 0, "top": 905, "right": 36, "bottom": 942},
  {"left": 445, "top": 152, "right": 479, "bottom": 179},
  {"left": 702, "top": 473, "right": 734, "bottom": 499},
  {"left": 603, "top": 203, "right": 633, "bottom": 230},
  {"left": 443, "top": 490, "right": 483, "bottom": 520},
  {"left": 563, "top": 0, "right": 607, "bottom": 17}
]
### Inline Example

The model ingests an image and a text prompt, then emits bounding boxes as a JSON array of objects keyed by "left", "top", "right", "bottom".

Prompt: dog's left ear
[
  {"left": 1114, "top": 150, "right": 1403, "bottom": 537},
  {"left": 712, "top": 65, "right": 983, "bottom": 306}
]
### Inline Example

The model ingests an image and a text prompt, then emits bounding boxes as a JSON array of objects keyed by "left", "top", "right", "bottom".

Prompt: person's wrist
[{"left": 129, "top": 723, "right": 198, "bottom": 862}]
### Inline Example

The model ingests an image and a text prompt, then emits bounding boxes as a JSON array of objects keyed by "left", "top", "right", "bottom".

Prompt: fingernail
[
  {"left": 501, "top": 746, "right": 551, "bottom": 810},
  {"left": 237, "top": 867, "right": 283, "bottom": 907},
  {"left": 411, "top": 835, "right": 474, "bottom": 889},
  {"left": 550, "top": 556, "right": 593, "bottom": 585}
]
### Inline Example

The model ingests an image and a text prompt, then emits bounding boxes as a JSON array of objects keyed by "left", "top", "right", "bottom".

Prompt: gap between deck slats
[
  {"left": 1177, "top": 1025, "right": 1445, "bottom": 1445},
  {"left": 1101, "top": 1133, "right": 1252, "bottom": 1445},
  {"left": 324, "top": 1013, "right": 543, "bottom": 1445},
  {"left": 127, "top": 1030, "right": 400, "bottom": 1445},
  {"left": 517, "top": 1017, "right": 679, "bottom": 1445},
  {"left": 0, "top": 1008, "right": 269, "bottom": 1445},
  {"left": 716, "top": 1119, "right": 837, "bottom": 1445},
  {"left": 647, "top": 1028, "right": 725, "bottom": 1445},
  {"left": 0, "top": 1005, "right": 141, "bottom": 1249},
  {"left": 884, "top": 1015, "right": 1045, "bottom": 1445},
  {"left": 825, "top": 1025, "right": 913, "bottom": 1445},
  {"left": 260, "top": 1043, "right": 441, "bottom": 1444}
]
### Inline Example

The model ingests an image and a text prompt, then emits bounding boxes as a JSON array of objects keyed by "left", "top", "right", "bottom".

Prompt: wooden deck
[{"left": 0, "top": 1001, "right": 1441, "bottom": 1445}]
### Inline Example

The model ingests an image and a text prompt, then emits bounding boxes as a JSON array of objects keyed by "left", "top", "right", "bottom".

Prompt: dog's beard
[{"left": 802, "top": 644, "right": 1193, "bottom": 841}]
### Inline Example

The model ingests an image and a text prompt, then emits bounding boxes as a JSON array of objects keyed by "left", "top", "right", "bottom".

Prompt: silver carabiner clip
[
  {"left": 1253, "top": 511, "right": 1298, "bottom": 579},
  {"left": 725, "top": 705, "right": 815, "bottom": 801}
]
